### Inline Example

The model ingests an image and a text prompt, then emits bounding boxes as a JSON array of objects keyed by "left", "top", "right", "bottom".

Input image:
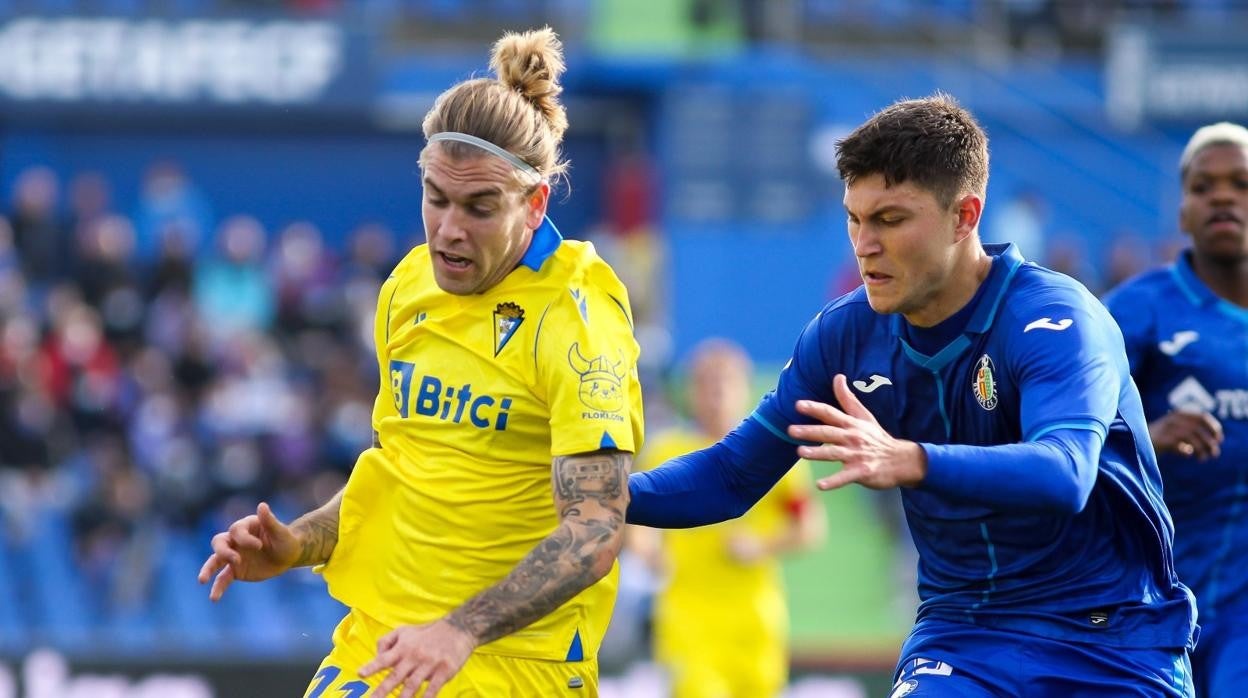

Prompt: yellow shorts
[
  {"left": 656, "top": 622, "right": 786, "bottom": 698},
  {"left": 303, "top": 609, "right": 599, "bottom": 698}
]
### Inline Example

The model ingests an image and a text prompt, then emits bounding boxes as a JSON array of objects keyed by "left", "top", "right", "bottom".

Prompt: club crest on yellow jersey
[{"left": 494, "top": 302, "right": 525, "bottom": 356}]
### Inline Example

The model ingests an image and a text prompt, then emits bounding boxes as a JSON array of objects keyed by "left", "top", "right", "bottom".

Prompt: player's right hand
[
  {"left": 197, "top": 502, "right": 302, "bottom": 602},
  {"left": 1149, "top": 411, "right": 1224, "bottom": 460}
]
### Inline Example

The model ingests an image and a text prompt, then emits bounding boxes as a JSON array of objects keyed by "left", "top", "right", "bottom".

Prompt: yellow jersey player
[
  {"left": 631, "top": 340, "right": 824, "bottom": 698},
  {"left": 197, "top": 28, "right": 643, "bottom": 698}
]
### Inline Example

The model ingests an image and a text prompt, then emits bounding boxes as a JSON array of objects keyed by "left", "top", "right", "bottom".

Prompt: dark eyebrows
[
  {"left": 1187, "top": 168, "right": 1248, "bottom": 184},
  {"left": 844, "top": 203, "right": 911, "bottom": 220}
]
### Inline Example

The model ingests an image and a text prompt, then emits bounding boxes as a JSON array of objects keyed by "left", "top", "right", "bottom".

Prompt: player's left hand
[
  {"left": 788, "top": 374, "right": 927, "bottom": 491},
  {"left": 359, "top": 619, "right": 476, "bottom": 698}
]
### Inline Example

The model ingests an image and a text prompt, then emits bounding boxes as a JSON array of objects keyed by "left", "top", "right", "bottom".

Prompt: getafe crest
[
  {"left": 568, "top": 342, "right": 626, "bottom": 414},
  {"left": 494, "top": 302, "right": 524, "bottom": 356},
  {"left": 973, "top": 354, "right": 998, "bottom": 411}
]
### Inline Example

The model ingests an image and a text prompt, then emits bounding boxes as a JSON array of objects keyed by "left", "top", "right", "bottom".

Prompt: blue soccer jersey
[
  {"left": 632, "top": 243, "right": 1196, "bottom": 652},
  {"left": 1106, "top": 251, "right": 1248, "bottom": 627}
]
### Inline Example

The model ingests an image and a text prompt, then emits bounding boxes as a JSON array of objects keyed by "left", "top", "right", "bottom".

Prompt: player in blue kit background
[
  {"left": 627, "top": 94, "right": 1197, "bottom": 696},
  {"left": 1105, "top": 122, "right": 1248, "bottom": 698}
]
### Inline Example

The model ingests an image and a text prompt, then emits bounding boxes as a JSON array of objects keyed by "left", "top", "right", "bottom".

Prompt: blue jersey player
[
  {"left": 628, "top": 95, "right": 1197, "bottom": 696},
  {"left": 1105, "top": 122, "right": 1248, "bottom": 698}
]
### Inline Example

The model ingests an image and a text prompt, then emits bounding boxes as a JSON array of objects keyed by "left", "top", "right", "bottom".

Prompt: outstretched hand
[
  {"left": 359, "top": 619, "right": 476, "bottom": 698},
  {"left": 197, "top": 502, "right": 302, "bottom": 602},
  {"left": 787, "top": 374, "right": 927, "bottom": 491}
]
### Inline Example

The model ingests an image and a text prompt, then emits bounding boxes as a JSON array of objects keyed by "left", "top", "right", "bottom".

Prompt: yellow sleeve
[
  {"left": 535, "top": 263, "right": 644, "bottom": 457},
  {"left": 371, "top": 270, "right": 404, "bottom": 434}
]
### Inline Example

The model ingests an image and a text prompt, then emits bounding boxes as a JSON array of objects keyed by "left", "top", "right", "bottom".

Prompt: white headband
[{"left": 428, "top": 132, "right": 541, "bottom": 178}]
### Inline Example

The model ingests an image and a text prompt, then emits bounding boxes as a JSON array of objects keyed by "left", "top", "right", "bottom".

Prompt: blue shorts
[
  {"left": 891, "top": 619, "right": 1193, "bottom": 697},
  {"left": 1191, "top": 614, "right": 1248, "bottom": 698}
]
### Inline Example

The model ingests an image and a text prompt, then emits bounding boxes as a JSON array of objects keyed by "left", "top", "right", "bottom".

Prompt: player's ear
[
  {"left": 525, "top": 181, "right": 551, "bottom": 231},
  {"left": 953, "top": 193, "right": 983, "bottom": 243}
]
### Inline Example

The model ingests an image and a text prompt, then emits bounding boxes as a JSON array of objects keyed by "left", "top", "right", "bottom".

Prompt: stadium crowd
[{"left": 0, "top": 163, "right": 394, "bottom": 648}]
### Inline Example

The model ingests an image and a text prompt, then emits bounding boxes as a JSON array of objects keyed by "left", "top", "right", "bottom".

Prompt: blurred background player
[
  {"left": 628, "top": 338, "right": 824, "bottom": 698},
  {"left": 1105, "top": 121, "right": 1248, "bottom": 697},
  {"left": 198, "top": 28, "right": 644, "bottom": 697}
]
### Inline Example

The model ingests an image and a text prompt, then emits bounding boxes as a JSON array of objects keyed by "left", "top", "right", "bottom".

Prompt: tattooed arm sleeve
[
  {"left": 445, "top": 449, "right": 630, "bottom": 646},
  {"left": 289, "top": 488, "right": 344, "bottom": 568}
]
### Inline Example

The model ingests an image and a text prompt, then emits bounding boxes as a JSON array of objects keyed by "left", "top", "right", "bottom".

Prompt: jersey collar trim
[
  {"left": 965, "top": 242, "right": 1025, "bottom": 334},
  {"left": 519, "top": 215, "right": 563, "bottom": 272},
  {"left": 1171, "top": 250, "right": 1248, "bottom": 324},
  {"left": 1171, "top": 250, "right": 1214, "bottom": 308},
  {"left": 899, "top": 334, "right": 973, "bottom": 372},
  {"left": 889, "top": 242, "right": 1025, "bottom": 363}
]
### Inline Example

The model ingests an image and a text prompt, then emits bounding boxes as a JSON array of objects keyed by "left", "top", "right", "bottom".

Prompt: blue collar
[
  {"left": 890, "top": 242, "right": 1026, "bottom": 340},
  {"left": 1171, "top": 250, "right": 1217, "bottom": 308},
  {"left": 1171, "top": 249, "right": 1248, "bottom": 325},
  {"left": 964, "top": 242, "right": 1025, "bottom": 334},
  {"left": 519, "top": 216, "right": 563, "bottom": 272}
]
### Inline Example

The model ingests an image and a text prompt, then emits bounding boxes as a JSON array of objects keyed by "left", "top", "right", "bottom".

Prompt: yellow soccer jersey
[
  {"left": 638, "top": 429, "right": 814, "bottom": 648},
  {"left": 321, "top": 218, "right": 644, "bottom": 663}
]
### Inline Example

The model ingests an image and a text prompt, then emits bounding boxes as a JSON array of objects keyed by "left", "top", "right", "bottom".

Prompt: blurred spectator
[
  {"left": 70, "top": 433, "right": 156, "bottom": 614},
  {"left": 66, "top": 171, "right": 113, "bottom": 261},
  {"left": 76, "top": 214, "right": 146, "bottom": 349},
  {"left": 133, "top": 161, "right": 213, "bottom": 267},
  {"left": 0, "top": 314, "right": 50, "bottom": 475},
  {"left": 146, "top": 219, "right": 197, "bottom": 300},
  {"left": 192, "top": 215, "right": 275, "bottom": 344},
  {"left": 272, "top": 221, "right": 341, "bottom": 335},
  {"left": 10, "top": 166, "right": 68, "bottom": 286},
  {"left": 344, "top": 222, "right": 397, "bottom": 282},
  {"left": 37, "top": 298, "right": 125, "bottom": 437}
]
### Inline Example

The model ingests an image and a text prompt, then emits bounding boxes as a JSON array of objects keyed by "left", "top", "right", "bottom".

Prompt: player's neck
[
  {"left": 904, "top": 252, "right": 993, "bottom": 328},
  {"left": 1191, "top": 251, "right": 1248, "bottom": 308}
]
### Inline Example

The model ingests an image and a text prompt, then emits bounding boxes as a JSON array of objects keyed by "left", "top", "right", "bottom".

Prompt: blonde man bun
[
  {"left": 421, "top": 27, "right": 570, "bottom": 187},
  {"left": 491, "top": 27, "right": 569, "bottom": 143}
]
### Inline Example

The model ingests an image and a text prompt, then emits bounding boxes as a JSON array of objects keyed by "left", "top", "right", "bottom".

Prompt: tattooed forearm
[
  {"left": 446, "top": 450, "right": 631, "bottom": 646},
  {"left": 290, "top": 489, "right": 343, "bottom": 567}
]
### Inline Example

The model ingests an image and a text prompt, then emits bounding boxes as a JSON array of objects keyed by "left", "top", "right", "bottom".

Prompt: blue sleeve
[
  {"left": 627, "top": 415, "right": 801, "bottom": 528},
  {"left": 1010, "top": 293, "right": 1125, "bottom": 443},
  {"left": 1103, "top": 282, "right": 1154, "bottom": 377},
  {"left": 920, "top": 427, "right": 1103, "bottom": 514},
  {"left": 755, "top": 309, "right": 838, "bottom": 428},
  {"left": 627, "top": 310, "right": 835, "bottom": 529}
]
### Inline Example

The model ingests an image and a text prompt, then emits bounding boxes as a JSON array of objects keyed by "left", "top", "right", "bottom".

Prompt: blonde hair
[
  {"left": 421, "top": 27, "right": 570, "bottom": 188},
  {"left": 1180, "top": 121, "right": 1248, "bottom": 178}
]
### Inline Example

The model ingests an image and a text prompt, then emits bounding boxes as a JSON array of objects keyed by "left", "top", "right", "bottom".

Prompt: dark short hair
[{"left": 836, "top": 93, "right": 989, "bottom": 208}]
